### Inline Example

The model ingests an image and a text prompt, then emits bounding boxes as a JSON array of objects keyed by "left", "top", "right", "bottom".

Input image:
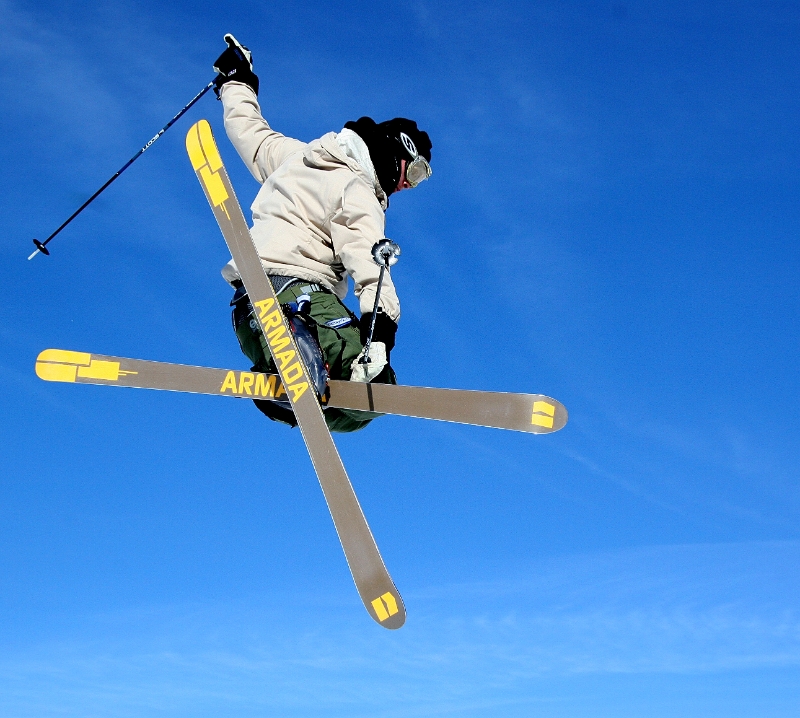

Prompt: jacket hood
[{"left": 304, "top": 132, "right": 388, "bottom": 210}]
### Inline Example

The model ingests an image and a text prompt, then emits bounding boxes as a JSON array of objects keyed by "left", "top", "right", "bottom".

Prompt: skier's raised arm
[{"left": 213, "top": 35, "right": 305, "bottom": 182}]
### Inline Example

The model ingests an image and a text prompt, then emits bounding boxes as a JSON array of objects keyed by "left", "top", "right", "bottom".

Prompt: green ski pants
[{"left": 232, "top": 281, "right": 395, "bottom": 433}]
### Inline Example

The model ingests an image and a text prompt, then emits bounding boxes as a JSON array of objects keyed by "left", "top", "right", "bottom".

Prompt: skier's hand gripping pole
[
  {"left": 28, "top": 80, "right": 216, "bottom": 260},
  {"left": 351, "top": 240, "right": 400, "bottom": 383},
  {"left": 212, "top": 34, "right": 259, "bottom": 96}
]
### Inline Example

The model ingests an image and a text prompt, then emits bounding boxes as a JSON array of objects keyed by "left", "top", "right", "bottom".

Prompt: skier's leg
[
  {"left": 269, "top": 284, "right": 372, "bottom": 432},
  {"left": 231, "top": 284, "right": 298, "bottom": 427},
  {"left": 273, "top": 284, "right": 397, "bottom": 432},
  {"left": 280, "top": 282, "right": 397, "bottom": 433},
  {"left": 231, "top": 280, "right": 347, "bottom": 428},
  {"left": 230, "top": 279, "right": 396, "bottom": 432}
]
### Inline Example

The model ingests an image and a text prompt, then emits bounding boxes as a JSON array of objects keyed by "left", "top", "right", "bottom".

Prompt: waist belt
[
  {"left": 230, "top": 276, "right": 328, "bottom": 306},
  {"left": 271, "top": 275, "right": 328, "bottom": 295},
  {"left": 269, "top": 275, "right": 297, "bottom": 293}
]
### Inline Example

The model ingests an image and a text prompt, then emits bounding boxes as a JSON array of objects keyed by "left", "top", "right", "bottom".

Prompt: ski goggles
[
  {"left": 406, "top": 154, "right": 432, "bottom": 187},
  {"left": 399, "top": 132, "right": 432, "bottom": 187}
]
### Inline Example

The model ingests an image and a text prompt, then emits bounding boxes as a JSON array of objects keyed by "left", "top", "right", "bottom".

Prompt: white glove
[{"left": 350, "top": 342, "right": 388, "bottom": 383}]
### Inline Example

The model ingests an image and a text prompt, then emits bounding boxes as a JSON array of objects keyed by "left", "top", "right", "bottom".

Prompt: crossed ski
[
  {"left": 34, "top": 348, "right": 568, "bottom": 434},
  {"left": 184, "top": 120, "right": 408, "bottom": 628},
  {"left": 35, "top": 119, "right": 569, "bottom": 628}
]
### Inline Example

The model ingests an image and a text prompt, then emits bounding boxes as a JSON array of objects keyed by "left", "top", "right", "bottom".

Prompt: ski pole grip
[{"left": 371, "top": 239, "right": 401, "bottom": 267}]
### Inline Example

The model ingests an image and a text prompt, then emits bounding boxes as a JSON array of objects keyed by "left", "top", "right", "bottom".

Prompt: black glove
[
  {"left": 213, "top": 34, "right": 259, "bottom": 97},
  {"left": 359, "top": 309, "right": 398, "bottom": 354}
]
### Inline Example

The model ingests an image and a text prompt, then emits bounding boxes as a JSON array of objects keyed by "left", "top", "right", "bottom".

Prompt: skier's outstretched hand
[
  {"left": 350, "top": 342, "right": 390, "bottom": 383},
  {"left": 213, "top": 33, "right": 259, "bottom": 97}
]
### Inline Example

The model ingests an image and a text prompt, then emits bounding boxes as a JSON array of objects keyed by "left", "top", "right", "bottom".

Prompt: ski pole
[
  {"left": 360, "top": 239, "right": 401, "bottom": 364},
  {"left": 28, "top": 80, "right": 216, "bottom": 260}
]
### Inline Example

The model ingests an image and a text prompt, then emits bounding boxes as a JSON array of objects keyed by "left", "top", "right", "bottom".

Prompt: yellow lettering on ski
[
  {"left": 220, "top": 371, "right": 238, "bottom": 394},
  {"left": 238, "top": 372, "right": 254, "bottom": 395},
  {"left": 274, "top": 338, "right": 291, "bottom": 353},
  {"left": 288, "top": 381, "right": 308, "bottom": 402},
  {"left": 283, "top": 362, "right": 303, "bottom": 384},
  {"left": 254, "top": 373, "right": 277, "bottom": 398},
  {"left": 254, "top": 298, "right": 274, "bottom": 318},
  {"left": 267, "top": 325, "right": 291, "bottom": 353},
  {"left": 276, "top": 349, "right": 296, "bottom": 370},
  {"left": 261, "top": 309, "right": 282, "bottom": 330}
]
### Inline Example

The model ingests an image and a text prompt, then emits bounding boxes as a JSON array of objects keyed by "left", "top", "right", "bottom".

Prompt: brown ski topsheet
[
  {"left": 35, "top": 349, "right": 567, "bottom": 435},
  {"left": 185, "top": 119, "right": 404, "bottom": 629}
]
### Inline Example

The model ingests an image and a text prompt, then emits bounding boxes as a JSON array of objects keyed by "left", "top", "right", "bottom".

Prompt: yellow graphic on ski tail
[
  {"left": 35, "top": 349, "right": 137, "bottom": 383},
  {"left": 531, "top": 400, "right": 555, "bottom": 429},
  {"left": 186, "top": 120, "right": 230, "bottom": 216},
  {"left": 371, "top": 592, "right": 400, "bottom": 622}
]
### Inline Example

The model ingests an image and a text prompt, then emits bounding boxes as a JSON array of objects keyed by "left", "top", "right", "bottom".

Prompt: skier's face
[{"left": 395, "top": 159, "right": 412, "bottom": 193}]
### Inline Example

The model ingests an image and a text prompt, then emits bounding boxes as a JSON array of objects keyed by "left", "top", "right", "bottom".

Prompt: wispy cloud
[{"left": 1, "top": 541, "right": 797, "bottom": 716}]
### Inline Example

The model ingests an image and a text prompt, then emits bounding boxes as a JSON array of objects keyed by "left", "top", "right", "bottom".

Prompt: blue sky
[{"left": 2, "top": 0, "right": 800, "bottom": 715}]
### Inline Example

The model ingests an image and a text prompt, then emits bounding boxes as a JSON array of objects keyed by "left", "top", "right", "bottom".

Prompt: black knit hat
[{"left": 344, "top": 116, "right": 432, "bottom": 197}]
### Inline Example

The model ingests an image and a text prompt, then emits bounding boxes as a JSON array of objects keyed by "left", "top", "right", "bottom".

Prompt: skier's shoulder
[
  {"left": 340, "top": 174, "right": 386, "bottom": 217},
  {"left": 302, "top": 133, "right": 384, "bottom": 205},
  {"left": 303, "top": 132, "right": 356, "bottom": 172}
]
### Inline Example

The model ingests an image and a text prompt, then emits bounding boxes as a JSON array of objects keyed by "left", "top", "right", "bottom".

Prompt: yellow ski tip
[
  {"left": 185, "top": 119, "right": 223, "bottom": 172},
  {"left": 37, "top": 348, "right": 91, "bottom": 365},
  {"left": 35, "top": 349, "right": 124, "bottom": 383},
  {"left": 186, "top": 120, "right": 229, "bottom": 208},
  {"left": 35, "top": 349, "right": 90, "bottom": 382},
  {"left": 185, "top": 120, "right": 207, "bottom": 171}
]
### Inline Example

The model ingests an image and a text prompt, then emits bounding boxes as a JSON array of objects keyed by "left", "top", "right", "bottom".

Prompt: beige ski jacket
[{"left": 218, "top": 83, "right": 399, "bottom": 321}]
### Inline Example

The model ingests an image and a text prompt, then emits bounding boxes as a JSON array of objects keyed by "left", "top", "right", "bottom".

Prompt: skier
[{"left": 212, "top": 35, "right": 432, "bottom": 432}]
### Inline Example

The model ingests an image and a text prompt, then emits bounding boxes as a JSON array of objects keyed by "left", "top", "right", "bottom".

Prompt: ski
[
  {"left": 34, "top": 349, "right": 568, "bottom": 434},
  {"left": 185, "top": 120, "right": 404, "bottom": 628}
]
